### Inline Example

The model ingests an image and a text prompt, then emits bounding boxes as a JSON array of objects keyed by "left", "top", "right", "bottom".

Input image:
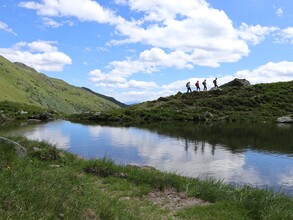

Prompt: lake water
[{"left": 1, "top": 120, "right": 293, "bottom": 195}]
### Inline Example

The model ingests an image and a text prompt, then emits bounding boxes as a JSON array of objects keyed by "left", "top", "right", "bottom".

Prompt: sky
[{"left": 0, "top": 0, "right": 293, "bottom": 104}]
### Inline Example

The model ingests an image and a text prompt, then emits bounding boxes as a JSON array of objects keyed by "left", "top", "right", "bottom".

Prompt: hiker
[
  {"left": 195, "top": 80, "right": 200, "bottom": 91},
  {"left": 213, "top": 78, "right": 218, "bottom": 88},
  {"left": 186, "top": 82, "right": 192, "bottom": 93},
  {"left": 202, "top": 79, "right": 207, "bottom": 91}
]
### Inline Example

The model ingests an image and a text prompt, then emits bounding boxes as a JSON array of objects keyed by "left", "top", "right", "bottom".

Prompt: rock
[
  {"left": 276, "top": 116, "right": 293, "bottom": 123},
  {"left": 33, "top": 147, "right": 41, "bottom": 152},
  {"left": 210, "top": 87, "right": 222, "bottom": 91},
  {"left": 0, "top": 114, "right": 8, "bottom": 121},
  {"left": 220, "top": 78, "right": 250, "bottom": 88},
  {"left": 29, "top": 112, "right": 54, "bottom": 121},
  {"left": 204, "top": 111, "right": 213, "bottom": 119},
  {"left": 27, "top": 119, "right": 41, "bottom": 123},
  {"left": 39, "top": 112, "right": 53, "bottom": 120},
  {"left": 127, "top": 164, "right": 156, "bottom": 171},
  {"left": 0, "top": 136, "right": 27, "bottom": 158},
  {"left": 49, "top": 165, "right": 61, "bottom": 168}
]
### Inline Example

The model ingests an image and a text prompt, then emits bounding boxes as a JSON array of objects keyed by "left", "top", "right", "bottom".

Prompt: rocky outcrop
[
  {"left": 220, "top": 78, "right": 250, "bottom": 88},
  {"left": 28, "top": 112, "right": 54, "bottom": 121},
  {"left": 0, "top": 136, "right": 27, "bottom": 158},
  {"left": 276, "top": 116, "right": 293, "bottom": 123}
]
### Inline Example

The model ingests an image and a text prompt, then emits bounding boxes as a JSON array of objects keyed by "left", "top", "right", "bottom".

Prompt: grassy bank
[
  {"left": 1, "top": 137, "right": 292, "bottom": 219},
  {"left": 70, "top": 81, "right": 293, "bottom": 123},
  {"left": 0, "top": 101, "right": 60, "bottom": 122}
]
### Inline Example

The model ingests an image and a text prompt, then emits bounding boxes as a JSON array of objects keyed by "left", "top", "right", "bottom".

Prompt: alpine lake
[{"left": 1, "top": 120, "right": 292, "bottom": 196}]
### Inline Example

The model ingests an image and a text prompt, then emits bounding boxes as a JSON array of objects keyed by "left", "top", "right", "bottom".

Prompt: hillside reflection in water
[{"left": 1, "top": 120, "right": 292, "bottom": 196}]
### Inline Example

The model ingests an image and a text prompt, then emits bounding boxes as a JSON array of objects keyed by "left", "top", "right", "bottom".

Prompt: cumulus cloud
[
  {"left": 19, "top": 0, "right": 277, "bottom": 67},
  {"left": 42, "top": 17, "right": 63, "bottom": 28},
  {"left": 19, "top": 0, "right": 123, "bottom": 25},
  {"left": 235, "top": 61, "right": 293, "bottom": 84},
  {"left": 276, "top": 27, "right": 293, "bottom": 44},
  {"left": 89, "top": 47, "right": 195, "bottom": 89},
  {"left": 0, "top": 40, "right": 72, "bottom": 72},
  {"left": 0, "top": 21, "right": 17, "bottom": 36},
  {"left": 89, "top": 69, "right": 158, "bottom": 89},
  {"left": 238, "top": 23, "right": 277, "bottom": 45},
  {"left": 111, "top": 1, "right": 252, "bottom": 66}
]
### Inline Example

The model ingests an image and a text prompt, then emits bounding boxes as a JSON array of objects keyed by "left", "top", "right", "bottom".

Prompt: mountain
[
  {"left": 0, "top": 56, "right": 123, "bottom": 114},
  {"left": 81, "top": 87, "right": 127, "bottom": 108},
  {"left": 82, "top": 80, "right": 293, "bottom": 123}
]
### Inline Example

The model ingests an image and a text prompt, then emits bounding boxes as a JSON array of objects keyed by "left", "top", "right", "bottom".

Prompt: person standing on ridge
[
  {"left": 202, "top": 79, "right": 207, "bottom": 91},
  {"left": 195, "top": 80, "right": 200, "bottom": 91},
  {"left": 186, "top": 82, "right": 192, "bottom": 93},
  {"left": 213, "top": 78, "right": 218, "bottom": 88}
]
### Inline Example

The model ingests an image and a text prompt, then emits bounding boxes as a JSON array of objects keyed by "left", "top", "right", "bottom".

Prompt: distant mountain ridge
[
  {"left": 0, "top": 55, "right": 124, "bottom": 113},
  {"left": 81, "top": 87, "right": 127, "bottom": 108}
]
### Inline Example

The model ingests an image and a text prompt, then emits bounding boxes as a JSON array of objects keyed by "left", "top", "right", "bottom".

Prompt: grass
[
  {"left": 0, "top": 100, "right": 56, "bottom": 121},
  {"left": 71, "top": 81, "right": 293, "bottom": 123},
  {"left": 1, "top": 137, "right": 293, "bottom": 219}
]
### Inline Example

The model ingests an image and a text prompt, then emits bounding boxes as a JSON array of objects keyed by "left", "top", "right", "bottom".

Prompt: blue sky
[{"left": 0, "top": 0, "right": 293, "bottom": 103}]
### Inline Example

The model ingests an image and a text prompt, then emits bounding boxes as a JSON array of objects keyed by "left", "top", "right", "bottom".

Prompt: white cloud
[
  {"left": 89, "top": 68, "right": 158, "bottom": 89},
  {"left": 276, "top": 7, "right": 283, "bottom": 17},
  {"left": 112, "top": 3, "right": 251, "bottom": 63},
  {"left": 42, "top": 17, "right": 63, "bottom": 28},
  {"left": 238, "top": 23, "right": 277, "bottom": 45},
  {"left": 139, "top": 48, "right": 193, "bottom": 69},
  {"left": 276, "top": 27, "right": 293, "bottom": 44},
  {"left": 89, "top": 47, "right": 194, "bottom": 89},
  {"left": 235, "top": 61, "right": 293, "bottom": 84},
  {"left": 0, "top": 21, "right": 17, "bottom": 36},
  {"left": 20, "top": 0, "right": 275, "bottom": 67},
  {"left": 0, "top": 40, "right": 72, "bottom": 72},
  {"left": 19, "top": 0, "right": 123, "bottom": 25}
]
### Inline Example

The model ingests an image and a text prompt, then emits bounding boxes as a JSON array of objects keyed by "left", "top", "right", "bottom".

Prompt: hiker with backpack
[
  {"left": 186, "top": 82, "right": 192, "bottom": 93},
  {"left": 213, "top": 78, "right": 218, "bottom": 88},
  {"left": 195, "top": 80, "right": 200, "bottom": 91},
  {"left": 202, "top": 79, "right": 207, "bottom": 91}
]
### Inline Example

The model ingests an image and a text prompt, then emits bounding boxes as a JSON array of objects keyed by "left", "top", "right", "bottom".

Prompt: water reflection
[{"left": 0, "top": 120, "right": 292, "bottom": 195}]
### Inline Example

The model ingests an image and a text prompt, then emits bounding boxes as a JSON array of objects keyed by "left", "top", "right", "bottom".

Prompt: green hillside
[
  {"left": 0, "top": 56, "right": 122, "bottom": 114},
  {"left": 80, "top": 80, "right": 293, "bottom": 123}
]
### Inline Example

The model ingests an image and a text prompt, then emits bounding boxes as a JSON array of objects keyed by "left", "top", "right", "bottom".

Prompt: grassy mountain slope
[
  {"left": 0, "top": 56, "right": 121, "bottom": 114},
  {"left": 83, "top": 80, "right": 293, "bottom": 123}
]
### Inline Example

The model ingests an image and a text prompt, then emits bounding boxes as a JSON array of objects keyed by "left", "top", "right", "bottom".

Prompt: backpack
[
  {"left": 186, "top": 83, "right": 188, "bottom": 87},
  {"left": 213, "top": 80, "right": 216, "bottom": 84}
]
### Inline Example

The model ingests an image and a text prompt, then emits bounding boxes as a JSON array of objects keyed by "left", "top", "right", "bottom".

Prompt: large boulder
[
  {"left": 220, "top": 78, "right": 250, "bottom": 88},
  {"left": 276, "top": 116, "right": 293, "bottom": 123}
]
